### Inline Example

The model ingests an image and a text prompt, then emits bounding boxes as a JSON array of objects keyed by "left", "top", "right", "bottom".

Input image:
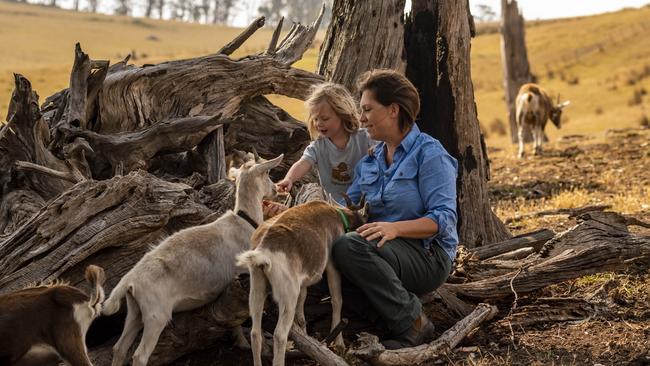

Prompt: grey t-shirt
[{"left": 302, "top": 129, "right": 375, "bottom": 202}]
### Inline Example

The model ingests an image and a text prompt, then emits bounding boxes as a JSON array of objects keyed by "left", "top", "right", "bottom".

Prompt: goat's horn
[
  {"left": 556, "top": 93, "right": 560, "bottom": 105},
  {"left": 251, "top": 146, "right": 261, "bottom": 162},
  {"left": 342, "top": 193, "right": 354, "bottom": 208},
  {"left": 358, "top": 192, "right": 366, "bottom": 208}
]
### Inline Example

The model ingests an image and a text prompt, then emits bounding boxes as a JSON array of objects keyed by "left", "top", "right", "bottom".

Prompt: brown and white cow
[{"left": 515, "top": 83, "right": 570, "bottom": 158}]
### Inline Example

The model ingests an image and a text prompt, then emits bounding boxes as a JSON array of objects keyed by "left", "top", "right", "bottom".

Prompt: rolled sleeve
[
  {"left": 301, "top": 140, "right": 318, "bottom": 165},
  {"left": 419, "top": 154, "right": 459, "bottom": 258}
]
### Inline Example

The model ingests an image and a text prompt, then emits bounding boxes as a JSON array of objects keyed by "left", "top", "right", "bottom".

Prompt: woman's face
[
  {"left": 359, "top": 90, "right": 399, "bottom": 142},
  {"left": 310, "top": 100, "right": 345, "bottom": 140}
]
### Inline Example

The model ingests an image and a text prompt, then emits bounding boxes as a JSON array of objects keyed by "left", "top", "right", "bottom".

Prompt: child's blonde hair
[{"left": 305, "top": 82, "right": 361, "bottom": 140}]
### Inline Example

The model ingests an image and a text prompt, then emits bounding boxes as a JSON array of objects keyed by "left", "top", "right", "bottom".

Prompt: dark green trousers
[{"left": 331, "top": 232, "right": 452, "bottom": 336}]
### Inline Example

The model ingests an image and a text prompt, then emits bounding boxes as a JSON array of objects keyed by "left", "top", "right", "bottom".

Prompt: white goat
[
  {"left": 515, "top": 83, "right": 570, "bottom": 158},
  {"left": 102, "top": 153, "right": 284, "bottom": 366},
  {"left": 236, "top": 195, "right": 368, "bottom": 366}
]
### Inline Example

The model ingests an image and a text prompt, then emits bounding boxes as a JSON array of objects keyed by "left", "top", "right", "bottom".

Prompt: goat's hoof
[{"left": 332, "top": 336, "right": 346, "bottom": 354}]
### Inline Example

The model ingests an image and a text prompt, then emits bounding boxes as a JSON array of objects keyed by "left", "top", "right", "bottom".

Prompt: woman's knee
[{"left": 332, "top": 232, "right": 373, "bottom": 268}]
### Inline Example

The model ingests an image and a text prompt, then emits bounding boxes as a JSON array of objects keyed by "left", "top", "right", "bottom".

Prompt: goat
[
  {"left": 515, "top": 83, "right": 570, "bottom": 158},
  {"left": 101, "top": 153, "right": 284, "bottom": 366},
  {"left": 236, "top": 195, "right": 369, "bottom": 366},
  {"left": 0, "top": 265, "right": 106, "bottom": 366}
]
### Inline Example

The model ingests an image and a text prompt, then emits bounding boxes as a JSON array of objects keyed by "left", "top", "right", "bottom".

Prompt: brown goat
[
  {"left": 237, "top": 196, "right": 368, "bottom": 366},
  {"left": 0, "top": 265, "right": 106, "bottom": 366},
  {"left": 515, "top": 83, "right": 570, "bottom": 158}
]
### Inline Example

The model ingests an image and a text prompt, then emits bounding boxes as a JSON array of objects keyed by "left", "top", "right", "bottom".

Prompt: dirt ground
[
  {"left": 175, "top": 128, "right": 649, "bottom": 366},
  {"left": 443, "top": 127, "right": 650, "bottom": 366}
]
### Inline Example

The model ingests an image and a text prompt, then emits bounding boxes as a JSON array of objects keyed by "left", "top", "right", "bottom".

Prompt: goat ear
[
  {"left": 251, "top": 154, "right": 284, "bottom": 174},
  {"left": 559, "top": 100, "right": 571, "bottom": 108}
]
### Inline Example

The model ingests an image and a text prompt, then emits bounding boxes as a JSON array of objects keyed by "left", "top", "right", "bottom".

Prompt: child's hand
[
  {"left": 276, "top": 179, "right": 293, "bottom": 192},
  {"left": 262, "top": 200, "right": 288, "bottom": 219}
]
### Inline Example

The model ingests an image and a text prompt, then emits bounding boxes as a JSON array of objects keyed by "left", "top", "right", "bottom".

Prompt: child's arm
[{"left": 277, "top": 158, "right": 313, "bottom": 192}]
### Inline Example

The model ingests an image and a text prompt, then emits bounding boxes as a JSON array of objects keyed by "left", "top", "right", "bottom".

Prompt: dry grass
[
  {"left": 473, "top": 6, "right": 650, "bottom": 150},
  {"left": 0, "top": 1, "right": 316, "bottom": 121}
]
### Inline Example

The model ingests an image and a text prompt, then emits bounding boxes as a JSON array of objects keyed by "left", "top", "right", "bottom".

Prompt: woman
[
  {"left": 264, "top": 70, "right": 458, "bottom": 349},
  {"left": 330, "top": 69, "right": 458, "bottom": 349}
]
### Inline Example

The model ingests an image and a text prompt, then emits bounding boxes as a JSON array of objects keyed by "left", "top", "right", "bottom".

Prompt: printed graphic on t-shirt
[{"left": 331, "top": 162, "right": 352, "bottom": 185}]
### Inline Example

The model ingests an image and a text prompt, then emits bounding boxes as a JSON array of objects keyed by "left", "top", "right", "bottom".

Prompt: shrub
[
  {"left": 628, "top": 89, "right": 643, "bottom": 106},
  {"left": 488, "top": 118, "right": 507, "bottom": 136},
  {"left": 640, "top": 114, "right": 650, "bottom": 128}
]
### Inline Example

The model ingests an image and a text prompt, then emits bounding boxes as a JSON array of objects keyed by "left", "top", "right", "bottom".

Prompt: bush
[
  {"left": 595, "top": 106, "right": 604, "bottom": 115},
  {"left": 640, "top": 114, "right": 650, "bottom": 128},
  {"left": 567, "top": 75, "right": 580, "bottom": 85},
  {"left": 488, "top": 118, "right": 507, "bottom": 136},
  {"left": 628, "top": 89, "right": 643, "bottom": 106}
]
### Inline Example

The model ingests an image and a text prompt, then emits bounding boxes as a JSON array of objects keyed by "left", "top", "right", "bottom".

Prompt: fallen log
[
  {"left": 470, "top": 228, "right": 554, "bottom": 260},
  {"left": 445, "top": 212, "right": 650, "bottom": 300},
  {"left": 494, "top": 297, "right": 598, "bottom": 329},
  {"left": 504, "top": 204, "right": 613, "bottom": 224},
  {"left": 289, "top": 325, "right": 349, "bottom": 366},
  {"left": 349, "top": 303, "right": 497, "bottom": 365}
]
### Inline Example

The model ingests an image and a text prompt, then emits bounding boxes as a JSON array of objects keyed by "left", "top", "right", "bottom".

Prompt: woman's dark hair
[{"left": 356, "top": 69, "right": 420, "bottom": 132}]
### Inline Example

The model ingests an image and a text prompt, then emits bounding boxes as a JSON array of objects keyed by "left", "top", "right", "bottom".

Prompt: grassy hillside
[
  {"left": 2, "top": 1, "right": 650, "bottom": 149},
  {"left": 0, "top": 1, "right": 317, "bottom": 120},
  {"left": 472, "top": 5, "right": 650, "bottom": 148}
]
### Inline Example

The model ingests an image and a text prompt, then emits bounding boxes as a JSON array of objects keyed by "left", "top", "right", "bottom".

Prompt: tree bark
[
  {"left": 500, "top": 0, "right": 533, "bottom": 143},
  {"left": 317, "top": 0, "right": 406, "bottom": 92},
  {"left": 349, "top": 303, "right": 497, "bottom": 365},
  {"left": 0, "top": 9, "right": 331, "bottom": 365},
  {"left": 405, "top": 0, "right": 511, "bottom": 247}
]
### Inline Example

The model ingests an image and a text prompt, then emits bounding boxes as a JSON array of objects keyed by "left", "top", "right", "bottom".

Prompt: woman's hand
[
  {"left": 357, "top": 221, "right": 399, "bottom": 248},
  {"left": 262, "top": 200, "right": 288, "bottom": 219},
  {"left": 276, "top": 178, "right": 293, "bottom": 193}
]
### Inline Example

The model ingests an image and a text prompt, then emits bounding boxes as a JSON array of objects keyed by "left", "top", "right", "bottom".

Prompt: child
[{"left": 276, "top": 82, "right": 374, "bottom": 202}]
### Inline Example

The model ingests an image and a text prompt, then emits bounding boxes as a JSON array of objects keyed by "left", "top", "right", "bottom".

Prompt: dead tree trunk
[
  {"left": 0, "top": 11, "right": 326, "bottom": 365},
  {"left": 405, "top": 0, "right": 511, "bottom": 247},
  {"left": 501, "top": 0, "right": 533, "bottom": 143},
  {"left": 317, "top": 0, "right": 406, "bottom": 92}
]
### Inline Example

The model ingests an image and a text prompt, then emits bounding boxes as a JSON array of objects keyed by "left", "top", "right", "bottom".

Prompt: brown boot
[{"left": 381, "top": 312, "right": 435, "bottom": 350}]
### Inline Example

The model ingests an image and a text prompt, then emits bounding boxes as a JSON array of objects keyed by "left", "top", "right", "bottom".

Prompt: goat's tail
[
  {"left": 236, "top": 250, "right": 272, "bottom": 272},
  {"left": 101, "top": 273, "right": 133, "bottom": 316},
  {"left": 85, "top": 265, "right": 106, "bottom": 310}
]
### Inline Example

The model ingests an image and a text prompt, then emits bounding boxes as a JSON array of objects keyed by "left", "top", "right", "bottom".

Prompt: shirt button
[{"left": 399, "top": 172, "right": 403, "bottom": 176}]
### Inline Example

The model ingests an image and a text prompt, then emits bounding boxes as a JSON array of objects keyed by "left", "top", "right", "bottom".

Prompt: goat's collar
[
  {"left": 236, "top": 210, "right": 258, "bottom": 229},
  {"left": 335, "top": 208, "right": 350, "bottom": 233}
]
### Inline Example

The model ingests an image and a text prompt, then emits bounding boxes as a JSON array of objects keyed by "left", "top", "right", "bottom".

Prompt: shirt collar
[
  {"left": 399, "top": 124, "right": 421, "bottom": 153},
  {"left": 372, "top": 124, "right": 421, "bottom": 160}
]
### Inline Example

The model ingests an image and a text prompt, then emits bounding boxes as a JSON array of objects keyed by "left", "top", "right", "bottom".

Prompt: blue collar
[{"left": 372, "top": 124, "right": 421, "bottom": 161}]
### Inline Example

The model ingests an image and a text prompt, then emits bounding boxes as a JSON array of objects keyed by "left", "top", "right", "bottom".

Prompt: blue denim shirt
[{"left": 345, "top": 125, "right": 459, "bottom": 261}]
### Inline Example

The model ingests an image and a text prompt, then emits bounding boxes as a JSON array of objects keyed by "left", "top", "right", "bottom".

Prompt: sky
[
  {"left": 466, "top": 0, "right": 650, "bottom": 21},
  {"left": 49, "top": 0, "right": 650, "bottom": 26}
]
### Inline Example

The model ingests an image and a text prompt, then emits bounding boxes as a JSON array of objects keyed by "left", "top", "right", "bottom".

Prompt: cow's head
[{"left": 550, "top": 94, "right": 571, "bottom": 129}]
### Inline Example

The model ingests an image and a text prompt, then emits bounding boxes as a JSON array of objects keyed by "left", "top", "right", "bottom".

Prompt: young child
[{"left": 276, "top": 82, "right": 374, "bottom": 202}]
